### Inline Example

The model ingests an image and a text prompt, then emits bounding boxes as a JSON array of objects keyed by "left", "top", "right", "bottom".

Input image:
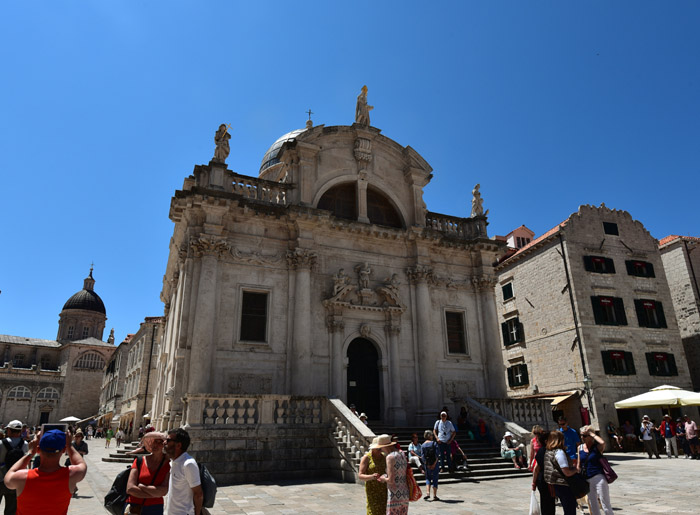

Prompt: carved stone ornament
[
  {"left": 354, "top": 137, "right": 372, "bottom": 164},
  {"left": 230, "top": 247, "right": 282, "bottom": 265},
  {"left": 406, "top": 265, "right": 435, "bottom": 284},
  {"left": 190, "top": 235, "right": 231, "bottom": 258},
  {"left": 327, "top": 316, "right": 345, "bottom": 333},
  {"left": 471, "top": 275, "right": 497, "bottom": 291},
  {"left": 355, "top": 262, "right": 373, "bottom": 290},
  {"left": 286, "top": 248, "right": 318, "bottom": 269},
  {"left": 360, "top": 324, "right": 371, "bottom": 338}
]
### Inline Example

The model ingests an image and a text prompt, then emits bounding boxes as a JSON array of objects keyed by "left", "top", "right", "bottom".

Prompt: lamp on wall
[{"left": 583, "top": 375, "right": 594, "bottom": 416}]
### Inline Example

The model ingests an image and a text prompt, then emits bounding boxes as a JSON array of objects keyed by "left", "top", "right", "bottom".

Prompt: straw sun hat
[{"left": 369, "top": 434, "right": 395, "bottom": 450}]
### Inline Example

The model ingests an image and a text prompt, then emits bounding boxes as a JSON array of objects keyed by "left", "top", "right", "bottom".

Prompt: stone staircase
[
  {"left": 102, "top": 441, "right": 144, "bottom": 463},
  {"left": 369, "top": 423, "right": 531, "bottom": 483}
]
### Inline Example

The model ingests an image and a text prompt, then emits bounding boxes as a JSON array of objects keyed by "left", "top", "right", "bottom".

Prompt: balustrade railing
[
  {"left": 476, "top": 397, "right": 553, "bottom": 431},
  {"left": 328, "top": 398, "right": 375, "bottom": 474},
  {"left": 231, "top": 173, "right": 290, "bottom": 206},
  {"left": 425, "top": 211, "right": 485, "bottom": 240}
]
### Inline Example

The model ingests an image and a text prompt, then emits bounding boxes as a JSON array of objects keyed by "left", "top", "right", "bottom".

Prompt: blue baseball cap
[{"left": 39, "top": 429, "right": 66, "bottom": 452}]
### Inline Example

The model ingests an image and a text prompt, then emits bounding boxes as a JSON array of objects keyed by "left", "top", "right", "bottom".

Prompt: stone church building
[{"left": 151, "top": 91, "right": 507, "bottom": 430}]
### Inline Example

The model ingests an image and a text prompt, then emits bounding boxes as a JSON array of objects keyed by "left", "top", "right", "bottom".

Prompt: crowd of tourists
[
  {"left": 0, "top": 417, "right": 207, "bottom": 515},
  {"left": 607, "top": 413, "right": 699, "bottom": 459}
]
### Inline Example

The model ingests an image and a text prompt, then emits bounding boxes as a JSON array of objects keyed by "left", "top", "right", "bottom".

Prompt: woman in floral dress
[
  {"left": 380, "top": 439, "right": 410, "bottom": 515},
  {"left": 359, "top": 435, "right": 388, "bottom": 515}
]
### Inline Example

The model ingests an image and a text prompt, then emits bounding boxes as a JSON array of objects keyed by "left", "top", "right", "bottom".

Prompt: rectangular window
[
  {"left": 501, "top": 317, "right": 524, "bottom": 346},
  {"left": 507, "top": 364, "right": 529, "bottom": 387},
  {"left": 645, "top": 352, "right": 678, "bottom": 376},
  {"left": 82, "top": 327, "right": 90, "bottom": 338},
  {"left": 67, "top": 326, "right": 74, "bottom": 339},
  {"left": 445, "top": 311, "right": 467, "bottom": 354},
  {"left": 634, "top": 299, "right": 667, "bottom": 328},
  {"left": 240, "top": 291, "right": 268, "bottom": 342},
  {"left": 591, "top": 296, "right": 627, "bottom": 326},
  {"left": 601, "top": 350, "right": 636, "bottom": 375},
  {"left": 12, "top": 354, "right": 25, "bottom": 368},
  {"left": 603, "top": 222, "right": 619, "bottom": 235},
  {"left": 583, "top": 256, "right": 615, "bottom": 274},
  {"left": 502, "top": 283, "right": 514, "bottom": 301},
  {"left": 625, "top": 260, "right": 655, "bottom": 278}
]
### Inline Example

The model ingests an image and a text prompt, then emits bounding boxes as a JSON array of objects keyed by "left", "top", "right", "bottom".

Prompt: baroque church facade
[
  {"left": 0, "top": 270, "right": 115, "bottom": 425},
  {"left": 152, "top": 90, "right": 507, "bottom": 429}
]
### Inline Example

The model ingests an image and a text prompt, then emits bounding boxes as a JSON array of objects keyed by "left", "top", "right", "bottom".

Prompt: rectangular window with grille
[
  {"left": 507, "top": 364, "right": 529, "bottom": 387},
  {"left": 82, "top": 327, "right": 90, "bottom": 338},
  {"left": 583, "top": 256, "right": 616, "bottom": 274},
  {"left": 501, "top": 317, "right": 524, "bottom": 346},
  {"left": 445, "top": 311, "right": 467, "bottom": 354},
  {"left": 240, "top": 291, "right": 268, "bottom": 342},
  {"left": 601, "top": 350, "right": 636, "bottom": 375},
  {"left": 646, "top": 352, "right": 678, "bottom": 376},
  {"left": 591, "top": 296, "right": 627, "bottom": 326},
  {"left": 634, "top": 299, "right": 667, "bottom": 328}
]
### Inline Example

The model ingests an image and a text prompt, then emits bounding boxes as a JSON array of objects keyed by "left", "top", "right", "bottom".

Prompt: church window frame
[
  {"left": 82, "top": 327, "right": 90, "bottom": 338},
  {"left": 74, "top": 351, "right": 105, "bottom": 370},
  {"left": 443, "top": 309, "right": 469, "bottom": 356},
  {"left": 12, "top": 354, "right": 27, "bottom": 368},
  {"left": 37, "top": 387, "right": 60, "bottom": 401},
  {"left": 67, "top": 326, "right": 74, "bottom": 339},
  {"left": 238, "top": 288, "right": 270, "bottom": 344},
  {"left": 7, "top": 385, "right": 32, "bottom": 400}
]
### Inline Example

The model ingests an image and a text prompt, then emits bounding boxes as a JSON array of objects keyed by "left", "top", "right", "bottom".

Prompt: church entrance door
[{"left": 346, "top": 338, "right": 381, "bottom": 420}]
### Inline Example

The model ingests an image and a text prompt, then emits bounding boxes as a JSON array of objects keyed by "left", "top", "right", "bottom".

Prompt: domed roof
[
  {"left": 259, "top": 128, "right": 307, "bottom": 174},
  {"left": 63, "top": 289, "right": 106, "bottom": 314},
  {"left": 62, "top": 269, "right": 106, "bottom": 314}
]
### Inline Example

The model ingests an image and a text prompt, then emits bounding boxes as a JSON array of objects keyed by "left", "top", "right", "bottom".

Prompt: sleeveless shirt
[{"left": 17, "top": 466, "right": 72, "bottom": 515}]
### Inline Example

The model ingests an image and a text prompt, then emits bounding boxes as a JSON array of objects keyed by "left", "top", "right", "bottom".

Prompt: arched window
[
  {"left": 75, "top": 352, "right": 105, "bottom": 370},
  {"left": 367, "top": 188, "right": 403, "bottom": 228},
  {"left": 37, "top": 387, "right": 60, "bottom": 400},
  {"left": 317, "top": 183, "right": 357, "bottom": 221},
  {"left": 7, "top": 386, "right": 31, "bottom": 399}
]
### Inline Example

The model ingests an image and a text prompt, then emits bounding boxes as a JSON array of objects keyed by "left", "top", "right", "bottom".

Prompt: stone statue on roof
[
  {"left": 213, "top": 124, "right": 231, "bottom": 163},
  {"left": 471, "top": 183, "right": 488, "bottom": 217},
  {"left": 355, "top": 85, "right": 374, "bottom": 126}
]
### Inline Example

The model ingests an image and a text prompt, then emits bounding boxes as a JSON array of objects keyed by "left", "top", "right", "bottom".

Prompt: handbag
[
  {"left": 599, "top": 455, "right": 617, "bottom": 484},
  {"left": 551, "top": 450, "right": 588, "bottom": 500},
  {"left": 406, "top": 462, "right": 422, "bottom": 502}
]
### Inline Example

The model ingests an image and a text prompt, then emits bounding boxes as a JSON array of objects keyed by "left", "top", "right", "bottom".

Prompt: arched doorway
[{"left": 346, "top": 338, "right": 381, "bottom": 420}]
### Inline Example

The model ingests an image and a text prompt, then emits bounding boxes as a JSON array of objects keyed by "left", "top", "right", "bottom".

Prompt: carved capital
[
  {"left": 406, "top": 265, "right": 434, "bottom": 284},
  {"left": 190, "top": 235, "right": 230, "bottom": 258},
  {"left": 385, "top": 324, "right": 401, "bottom": 336},
  {"left": 471, "top": 275, "right": 497, "bottom": 291},
  {"left": 286, "top": 248, "right": 318, "bottom": 269},
  {"left": 327, "top": 316, "right": 345, "bottom": 333}
]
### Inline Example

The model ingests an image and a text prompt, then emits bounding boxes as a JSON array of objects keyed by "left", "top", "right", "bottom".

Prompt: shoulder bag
[
  {"left": 553, "top": 450, "right": 588, "bottom": 499},
  {"left": 406, "top": 462, "right": 422, "bottom": 501}
]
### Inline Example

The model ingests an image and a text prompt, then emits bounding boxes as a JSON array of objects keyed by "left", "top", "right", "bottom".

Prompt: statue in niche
[
  {"left": 355, "top": 85, "right": 374, "bottom": 126},
  {"left": 356, "top": 262, "right": 372, "bottom": 290},
  {"left": 332, "top": 268, "right": 350, "bottom": 296},
  {"left": 471, "top": 183, "right": 489, "bottom": 217},
  {"left": 213, "top": 124, "right": 231, "bottom": 163},
  {"left": 384, "top": 273, "right": 400, "bottom": 290}
]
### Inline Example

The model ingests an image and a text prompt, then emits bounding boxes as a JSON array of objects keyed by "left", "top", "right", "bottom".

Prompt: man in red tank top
[{"left": 3, "top": 429, "right": 87, "bottom": 515}]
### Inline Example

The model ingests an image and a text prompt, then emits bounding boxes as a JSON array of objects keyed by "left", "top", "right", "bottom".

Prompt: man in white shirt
[
  {"left": 163, "top": 428, "right": 203, "bottom": 515},
  {"left": 433, "top": 411, "right": 456, "bottom": 472},
  {"left": 640, "top": 415, "right": 660, "bottom": 459}
]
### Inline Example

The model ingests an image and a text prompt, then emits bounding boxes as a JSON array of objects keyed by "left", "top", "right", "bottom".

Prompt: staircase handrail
[
  {"left": 456, "top": 396, "right": 534, "bottom": 460},
  {"left": 328, "top": 398, "right": 376, "bottom": 479}
]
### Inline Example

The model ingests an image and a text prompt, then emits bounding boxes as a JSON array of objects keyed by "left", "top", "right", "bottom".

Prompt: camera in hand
[{"left": 41, "top": 423, "right": 68, "bottom": 434}]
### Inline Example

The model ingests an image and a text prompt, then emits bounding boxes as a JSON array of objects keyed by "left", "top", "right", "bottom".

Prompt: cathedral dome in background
[
  {"left": 62, "top": 289, "right": 106, "bottom": 314},
  {"left": 259, "top": 128, "right": 307, "bottom": 174}
]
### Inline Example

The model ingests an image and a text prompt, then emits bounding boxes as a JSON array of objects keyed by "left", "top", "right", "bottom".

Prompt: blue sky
[{"left": 1, "top": 1, "right": 698, "bottom": 342}]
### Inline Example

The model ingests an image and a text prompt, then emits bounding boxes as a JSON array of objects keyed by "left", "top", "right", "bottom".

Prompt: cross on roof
[{"left": 306, "top": 109, "right": 313, "bottom": 120}]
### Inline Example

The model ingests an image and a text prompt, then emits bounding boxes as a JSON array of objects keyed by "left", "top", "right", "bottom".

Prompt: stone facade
[
  {"left": 151, "top": 117, "right": 507, "bottom": 432},
  {"left": 0, "top": 271, "right": 115, "bottom": 425},
  {"left": 659, "top": 235, "right": 700, "bottom": 390},
  {"left": 116, "top": 317, "right": 163, "bottom": 438},
  {"left": 495, "top": 205, "right": 694, "bottom": 435},
  {"left": 98, "top": 335, "right": 132, "bottom": 429}
]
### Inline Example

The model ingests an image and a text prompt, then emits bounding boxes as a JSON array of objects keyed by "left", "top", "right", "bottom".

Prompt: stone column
[
  {"left": 328, "top": 316, "right": 345, "bottom": 397},
  {"left": 386, "top": 322, "right": 407, "bottom": 425},
  {"left": 186, "top": 236, "right": 229, "bottom": 394},
  {"left": 357, "top": 173, "right": 370, "bottom": 223},
  {"left": 287, "top": 248, "right": 318, "bottom": 394},
  {"left": 407, "top": 266, "right": 438, "bottom": 411},
  {"left": 473, "top": 276, "right": 506, "bottom": 397}
]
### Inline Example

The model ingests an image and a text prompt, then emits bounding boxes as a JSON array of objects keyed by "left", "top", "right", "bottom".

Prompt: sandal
[
  {"left": 424, "top": 496, "right": 431, "bottom": 501},
  {"left": 433, "top": 496, "right": 440, "bottom": 501}
]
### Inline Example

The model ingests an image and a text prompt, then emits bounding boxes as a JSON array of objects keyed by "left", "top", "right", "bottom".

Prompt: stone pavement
[{"left": 1, "top": 441, "right": 698, "bottom": 513}]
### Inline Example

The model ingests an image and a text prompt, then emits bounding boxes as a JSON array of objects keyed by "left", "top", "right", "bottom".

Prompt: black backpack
[
  {"left": 199, "top": 462, "right": 217, "bottom": 508},
  {"left": 103, "top": 464, "right": 132, "bottom": 515},
  {"left": 2, "top": 439, "right": 25, "bottom": 472},
  {"left": 423, "top": 442, "right": 438, "bottom": 466}
]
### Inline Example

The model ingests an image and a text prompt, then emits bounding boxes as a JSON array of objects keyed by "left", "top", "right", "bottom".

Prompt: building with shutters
[
  {"left": 150, "top": 93, "right": 508, "bottom": 432},
  {"left": 494, "top": 204, "right": 693, "bottom": 437},
  {"left": 659, "top": 235, "right": 700, "bottom": 390},
  {"left": 0, "top": 269, "right": 115, "bottom": 425}
]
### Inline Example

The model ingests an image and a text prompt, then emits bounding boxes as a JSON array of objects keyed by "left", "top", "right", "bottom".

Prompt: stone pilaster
[
  {"left": 407, "top": 265, "right": 438, "bottom": 410},
  {"left": 327, "top": 316, "right": 345, "bottom": 397},
  {"left": 287, "top": 248, "right": 318, "bottom": 394},
  {"left": 472, "top": 275, "right": 505, "bottom": 397},
  {"left": 385, "top": 322, "right": 406, "bottom": 425}
]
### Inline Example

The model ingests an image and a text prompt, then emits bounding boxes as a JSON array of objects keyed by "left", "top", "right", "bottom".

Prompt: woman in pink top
[{"left": 529, "top": 425, "right": 544, "bottom": 471}]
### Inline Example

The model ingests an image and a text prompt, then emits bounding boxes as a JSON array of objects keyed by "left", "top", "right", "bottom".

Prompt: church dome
[
  {"left": 62, "top": 289, "right": 106, "bottom": 314},
  {"left": 259, "top": 128, "right": 307, "bottom": 174},
  {"left": 62, "top": 269, "right": 106, "bottom": 314}
]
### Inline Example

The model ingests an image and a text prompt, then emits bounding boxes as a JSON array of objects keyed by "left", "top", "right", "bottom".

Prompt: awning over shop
[
  {"left": 77, "top": 415, "right": 98, "bottom": 425},
  {"left": 549, "top": 393, "right": 577, "bottom": 407}
]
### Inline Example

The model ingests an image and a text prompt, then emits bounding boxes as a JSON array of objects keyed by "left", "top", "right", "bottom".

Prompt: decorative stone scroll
[
  {"left": 230, "top": 247, "right": 282, "bottom": 265},
  {"left": 286, "top": 248, "right": 318, "bottom": 269},
  {"left": 190, "top": 235, "right": 231, "bottom": 258},
  {"left": 354, "top": 137, "right": 372, "bottom": 164}
]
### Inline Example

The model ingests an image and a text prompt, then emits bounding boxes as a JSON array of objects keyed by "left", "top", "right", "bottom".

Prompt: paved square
[{"left": 1, "top": 442, "right": 696, "bottom": 513}]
